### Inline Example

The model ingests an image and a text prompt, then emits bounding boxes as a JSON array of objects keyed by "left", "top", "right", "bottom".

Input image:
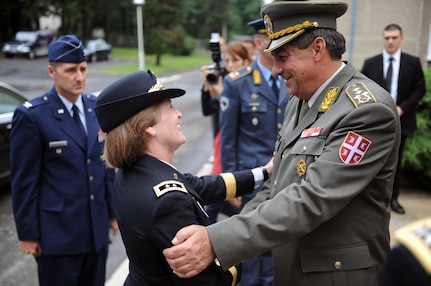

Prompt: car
[
  {"left": 2, "top": 30, "right": 51, "bottom": 59},
  {"left": 0, "top": 81, "right": 27, "bottom": 188},
  {"left": 84, "top": 39, "right": 112, "bottom": 63}
]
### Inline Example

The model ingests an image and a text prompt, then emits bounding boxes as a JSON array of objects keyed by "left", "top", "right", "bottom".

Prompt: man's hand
[
  {"left": 110, "top": 217, "right": 119, "bottom": 236},
  {"left": 163, "top": 225, "right": 215, "bottom": 278},
  {"left": 19, "top": 240, "right": 42, "bottom": 257}
]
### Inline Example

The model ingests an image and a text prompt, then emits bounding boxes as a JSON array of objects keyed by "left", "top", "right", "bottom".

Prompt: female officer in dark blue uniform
[{"left": 95, "top": 70, "right": 271, "bottom": 286}]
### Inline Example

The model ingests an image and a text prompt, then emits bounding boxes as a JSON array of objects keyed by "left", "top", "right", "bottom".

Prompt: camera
[{"left": 206, "top": 33, "right": 227, "bottom": 84}]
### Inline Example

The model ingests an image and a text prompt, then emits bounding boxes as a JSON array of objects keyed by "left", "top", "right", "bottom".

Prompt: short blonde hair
[{"left": 102, "top": 104, "right": 160, "bottom": 169}]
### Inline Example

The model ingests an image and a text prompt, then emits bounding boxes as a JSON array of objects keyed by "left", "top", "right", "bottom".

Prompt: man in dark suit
[
  {"left": 10, "top": 35, "right": 117, "bottom": 286},
  {"left": 362, "top": 23, "right": 426, "bottom": 214}
]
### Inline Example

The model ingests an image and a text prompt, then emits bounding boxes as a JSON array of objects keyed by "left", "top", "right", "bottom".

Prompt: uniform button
[
  {"left": 273, "top": 180, "right": 277, "bottom": 189},
  {"left": 87, "top": 158, "right": 91, "bottom": 164},
  {"left": 252, "top": 117, "right": 258, "bottom": 126},
  {"left": 301, "top": 146, "right": 307, "bottom": 153},
  {"left": 252, "top": 106, "right": 257, "bottom": 111},
  {"left": 334, "top": 260, "right": 342, "bottom": 270},
  {"left": 278, "top": 123, "right": 282, "bottom": 129},
  {"left": 89, "top": 176, "right": 94, "bottom": 182},
  {"left": 90, "top": 194, "right": 95, "bottom": 200},
  {"left": 277, "top": 108, "right": 282, "bottom": 114}
]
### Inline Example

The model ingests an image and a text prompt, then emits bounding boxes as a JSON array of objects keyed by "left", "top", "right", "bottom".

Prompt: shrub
[{"left": 401, "top": 68, "right": 431, "bottom": 189}]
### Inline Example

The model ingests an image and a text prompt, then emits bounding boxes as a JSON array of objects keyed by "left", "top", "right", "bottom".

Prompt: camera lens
[{"left": 206, "top": 71, "right": 219, "bottom": 84}]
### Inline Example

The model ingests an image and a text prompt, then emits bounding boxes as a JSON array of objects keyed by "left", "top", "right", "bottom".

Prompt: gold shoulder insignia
[
  {"left": 395, "top": 217, "right": 431, "bottom": 275},
  {"left": 345, "top": 82, "right": 377, "bottom": 108},
  {"left": 153, "top": 180, "right": 187, "bottom": 198},
  {"left": 228, "top": 66, "right": 252, "bottom": 81},
  {"left": 253, "top": 69, "right": 261, "bottom": 85},
  {"left": 319, "top": 87, "right": 341, "bottom": 112}
]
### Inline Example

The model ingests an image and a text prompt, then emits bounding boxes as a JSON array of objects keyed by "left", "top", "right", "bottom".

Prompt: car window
[
  {"left": 15, "top": 32, "right": 38, "bottom": 42},
  {"left": 0, "top": 88, "right": 25, "bottom": 114}
]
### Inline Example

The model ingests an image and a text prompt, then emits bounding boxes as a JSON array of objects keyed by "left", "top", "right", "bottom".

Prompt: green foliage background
[{"left": 402, "top": 68, "right": 431, "bottom": 189}]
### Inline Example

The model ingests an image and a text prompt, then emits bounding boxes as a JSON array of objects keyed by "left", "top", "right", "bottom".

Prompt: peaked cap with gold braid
[{"left": 261, "top": 1, "right": 348, "bottom": 53}]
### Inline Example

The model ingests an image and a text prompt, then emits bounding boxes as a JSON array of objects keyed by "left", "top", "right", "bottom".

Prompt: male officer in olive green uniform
[{"left": 163, "top": 2, "right": 401, "bottom": 286}]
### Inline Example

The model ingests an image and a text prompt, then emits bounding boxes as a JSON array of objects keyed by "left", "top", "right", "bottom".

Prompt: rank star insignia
[
  {"left": 297, "top": 159, "right": 307, "bottom": 176},
  {"left": 339, "top": 131, "right": 371, "bottom": 164}
]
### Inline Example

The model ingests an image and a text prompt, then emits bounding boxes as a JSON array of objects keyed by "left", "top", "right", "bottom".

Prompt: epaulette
[
  {"left": 153, "top": 180, "right": 188, "bottom": 198},
  {"left": 84, "top": 93, "right": 98, "bottom": 102},
  {"left": 345, "top": 82, "right": 377, "bottom": 108},
  {"left": 228, "top": 66, "right": 252, "bottom": 81},
  {"left": 22, "top": 96, "right": 49, "bottom": 109},
  {"left": 395, "top": 217, "right": 431, "bottom": 275}
]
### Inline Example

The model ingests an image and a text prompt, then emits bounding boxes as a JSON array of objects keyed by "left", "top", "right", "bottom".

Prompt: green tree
[{"left": 142, "top": 0, "right": 184, "bottom": 65}]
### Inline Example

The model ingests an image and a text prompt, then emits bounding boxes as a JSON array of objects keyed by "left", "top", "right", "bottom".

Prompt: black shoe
[{"left": 391, "top": 199, "right": 405, "bottom": 214}]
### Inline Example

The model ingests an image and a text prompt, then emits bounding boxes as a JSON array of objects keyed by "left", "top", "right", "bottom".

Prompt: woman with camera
[{"left": 200, "top": 40, "right": 252, "bottom": 223}]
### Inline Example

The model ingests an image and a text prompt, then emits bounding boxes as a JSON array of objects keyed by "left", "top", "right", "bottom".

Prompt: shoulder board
[
  {"left": 22, "top": 96, "right": 49, "bottom": 109},
  {"left": 395, "top": 217, "right": 431, "bottom": 275},
  {"left": 84, "top": 93, "right": 98, "bottom": 101},
  {"left": 153, "top": 180, "right": 188, "bottom": 198},
  {"left": 345, "top": 82, "right": 377, "bottom": 108},
  {"left": 228, "top": 66, "right": 252, "bottom": 81}
]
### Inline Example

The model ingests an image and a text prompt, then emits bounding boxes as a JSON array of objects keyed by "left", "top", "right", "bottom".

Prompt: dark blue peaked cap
[
  {"left": 48, "top": 34, "right": 87, "bottom": 63},
  {"left": 247, "top": 19, "right": 267, "bottom": 35},
  {"left": 95, "top": 70, "right": 185, "bottom": 132}
]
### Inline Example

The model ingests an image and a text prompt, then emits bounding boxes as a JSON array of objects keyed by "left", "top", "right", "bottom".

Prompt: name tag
[{"left": 49, "top": 140, "right": 68, "bottom": 148}]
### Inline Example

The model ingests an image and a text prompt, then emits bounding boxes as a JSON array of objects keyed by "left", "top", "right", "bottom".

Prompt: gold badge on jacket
[
  {"left": 297, "top": 159, "right": 307, "bottom": 176},
  {"left": 319, "top": 87, "right": 340, "bottom": 112}
]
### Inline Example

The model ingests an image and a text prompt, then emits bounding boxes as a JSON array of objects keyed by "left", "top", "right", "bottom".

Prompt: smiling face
[
  {"left": 271, "top": 42, "right": 318, "bottom": 100},
  {"left": 152, "top": 98, "right": 186, "bottom": 153}
]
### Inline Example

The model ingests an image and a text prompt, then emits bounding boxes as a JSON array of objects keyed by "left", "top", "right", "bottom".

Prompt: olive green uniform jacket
[{"left": 207, "top": 62, "right": 401, "bottom": 286}]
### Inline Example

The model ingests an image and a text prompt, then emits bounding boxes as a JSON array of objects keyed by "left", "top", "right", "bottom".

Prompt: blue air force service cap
[
  {"left": 261, "top": 1, "right": 348, "bottom": 53},
  {"left": 48, "top": 35, "right": 87, "bottom": 63},
  {"left": 247, "top": 19, "right": 267, "bottom": 35},
  {"left": 95, "top": 70, "right": 185, "bottom": 133}
]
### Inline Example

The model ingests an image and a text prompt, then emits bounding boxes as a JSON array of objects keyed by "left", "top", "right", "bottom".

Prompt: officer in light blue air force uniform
[
  {"left": 10, "top": 35, "right": 116, "bottom": 286},
  {"left": 220, "top": 19, "right": 290, "bottom": 202}
]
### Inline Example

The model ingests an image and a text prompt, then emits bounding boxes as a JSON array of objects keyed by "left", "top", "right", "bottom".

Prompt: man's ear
[
  {"left": 312, "top": 37, "right": 326, "bottom": 60},
  {"left": 47, "top": 64, "right": 55, "bottom": 79}
]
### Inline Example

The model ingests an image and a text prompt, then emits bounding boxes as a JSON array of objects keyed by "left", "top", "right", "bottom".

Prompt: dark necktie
[
  {"left": 385, "top": 57, "right": 394, "bottom": 93},
  {"left": 298, "top": 100, "right": 309, "bottom": 122},
  {"left": 72, "top": 104, "right": 87, "bottom": 141},
  {"left": 271, "top": 76, "right": 279, "bottom": 96}
]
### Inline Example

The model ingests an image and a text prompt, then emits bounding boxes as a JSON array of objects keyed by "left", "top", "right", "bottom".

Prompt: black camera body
[{"left": 207, "top": 33, "right": 227, "bottom": 84}]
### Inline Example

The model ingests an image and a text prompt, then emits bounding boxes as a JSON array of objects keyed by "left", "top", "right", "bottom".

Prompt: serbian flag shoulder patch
[{"left": 339, "top": 131, "right": 371, "bottom": 164}]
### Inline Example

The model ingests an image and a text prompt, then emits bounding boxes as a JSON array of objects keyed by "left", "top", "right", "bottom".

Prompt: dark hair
[
  {"left": 289, "top": 28, "right": 346, "bottom": 60},
  {"left": 384, "top": 23, "right": 403, "bottom": 35}
]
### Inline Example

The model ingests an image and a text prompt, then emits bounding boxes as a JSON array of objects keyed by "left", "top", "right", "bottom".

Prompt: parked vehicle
[
  {"left": 0, "top": 82, "right": 27, "bottom": 188},
  {"left": 84, "top": 39, "right": 112, "bottom": 63},
  {"left": 2, "top": 30, "right": 51, "bottom": 59}
]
